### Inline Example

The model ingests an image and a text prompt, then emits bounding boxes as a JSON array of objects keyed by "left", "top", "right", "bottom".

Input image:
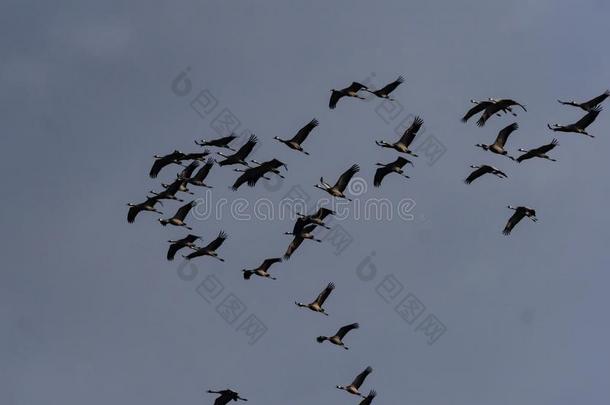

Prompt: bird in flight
[
  {"left": 365, "top": 75, "right": 404, "bottom": 101},
  {"left": 274, "top": 118, "right": 319, "bottom": 155},
  {"left": 476, "top": 99, "right": 527, "bottom": 127},
  {"left": 283, "top": 224, "right": 322, "bottom": 260},
  {"left": 317, "top": 322, "right": 359, "bottom": 350},
  {"left": 516, "top": 139, "right": 559, "bottom": 163},
  {"left": 557, "top": 90, "right": 609, "bottom": 112},
  {"left": 127, "top": 196, "right": 163, "bottom": 223},
  {"left": 295, "top": 282, "right": 335, "bottom": 315},
  {"left": 292, "top": 207, "right": 335, "bottom": 234},
  {"left": 158, "top": 200, "right": 196, "bottom": 230},
  {"left": 547, "top": 107, "right": 601, "bottom": 138},
  {"left": 166, "top": 234, "right": 200, "bottom": 261},
  {"left": 206, "top": 389, "right": 247, "bottom": 405},
  {"left": 149, "top": 150, "right": 185, "bottom": 178},
  {"left": 475, "top": 122, "right": 519, "bottom": 160},
  {"left": 242, "top": 258, "right": 282, "bottom": 280},
  {"left": 183, "top": 231, "right": 228, "bottom": 261},
  {"left": 231, "top": 159, "right": 287, "bottom": 190},
  {"left": 329, "top": 82, "right": 369, "bottom": 109},
  {"left": 464, "top": 165, "right": 507, "bottom": 184},
  {"left": 336, "top": 366, "right": 373, "bottom": 397},
  {"left": 374, "top": 156, "right": 412, "bottom": 187},
  {"left": 503, "top": 206, "right": 537, "bottom": 235},
  {"left": 315, "top": 164, "right": 360, "bottom": 201},
  {"left": 195, "top": 134, "right": 238, "bottom": 151},
  {"left": 375, "top": 116, "right": 423, "bottom": 156},
  {"left": 216, "top": 135, "right": 258, "bottom": 166}
]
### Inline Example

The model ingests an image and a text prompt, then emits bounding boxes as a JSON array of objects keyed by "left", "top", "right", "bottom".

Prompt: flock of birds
[{"left": 127, "top": 78, "right": 607, "bottom": 403}]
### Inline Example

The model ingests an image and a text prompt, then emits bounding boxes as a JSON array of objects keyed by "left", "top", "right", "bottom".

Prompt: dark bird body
[
  {"left": 295, "top": 282, "right": 335, "bottom": 315},
  {"left": 183, "top": 231, "right": 227, "bottom": 261},
  {"left": 149, "top": 150, "right": 185, "bottom": 178},
  {"left": 375, "top": 116, "right": 423, "bottom": 156},
  {"left": 187, "top": 158, "right": 214, "bottom": 188},
  {"left": 158, "top": 200, "right": 196, "bottom": 230},
  {"left": 292, "top": 208, "right": 335, "bottom": 235},
  {"left": 196, "top": 134, "right": 238, "bottom": 151},
  {"left": 127, "top": 196, "right": 163, "bottom": 223},
  {"left": 317, "top": 322, "right": 359, "bottom": 350},
  {"left": 374, "top": 157, "right": 412, "bottom": 187},
  {"left": 464, "top": 165, "right": 507, "bottom": 184},
  {"left": 329, "top": 82, "right": 369, "bottom": 109},
  {"left": 558, "top": 90, "right": 609, "bottom": 111},
  {"left": 149, "top": 179, "right": 185, "bottom": 202},
  {"left": 283, "top": 224, "right": 321, "bottom": 259},
  {"left": 315, "top": 164, "right": 360, "bottom": 200},
  {"left": 503, "top": 206, "right": 537, "bottom": 235},
  {"left": 207, "top": 389, "right": 247, "bottom": 405},
  {"left": 548, "top": 107, "right": 601, "bottom": 138},
  {"left": 365, "top": 75, "right": 404, "bottom": 100},
  {"left": 516, "top": 139, "right": 559, "bottom": 162},
  {"left": 166, "top": 234, "right": 200, "bottom": 260},
  {"left": 475, "top": 122, "right": 518, "bottom": 159},
  {"left": 336, "top": 366, "right": 373, "bottom": 397},
  {"left": 242, "top": 258, "right": 282, "bottom": 280},
  {"left": 231, "top": 159, "right": 286, "bottom": 190},
  {"left": 476, "top": 99, "right": 526, "bottom": 127},
  {"left": 217, "top": 135, "right": 258, "bottom": 166},
  {"left": 274, "top": 119, "right": 318, "bottom": 155}
]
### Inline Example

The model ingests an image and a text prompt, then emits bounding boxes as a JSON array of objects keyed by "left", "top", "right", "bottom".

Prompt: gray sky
[{"left": 2, "top": 1, "right": 610, "bottom": 404}]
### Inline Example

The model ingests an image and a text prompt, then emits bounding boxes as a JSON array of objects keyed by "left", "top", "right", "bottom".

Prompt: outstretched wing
[
  {"left": 374, "top": 75, "right": 404, "bottom": 96},
  {"left": 213, "top": 394, "right": 232, "bottom": 405},
  {"left": 574, "top": 106, "right": 601, "bottom": 129},
  {"left": 233, "top": 135, "right": 258, "bottom": 160},
  {"left": 516, "top": 150, "right": 536, "bottom": 163},
  {"left": 495, "top": 122, "right": 518, "bottom": 147},
  {"left": 374, "top": 166, "right": 392, "bottom": 187},
  {"left": 312, "top": 207, "right": 335, "bottom": 220},
  {"left": 464, "top": 166, "right": 491, "bottom": 184},
  {"left": 284, "top": 236, "right": 303, "bottom": 259},
  {"left": 393, "top": 156, "right": 411, "bottom": 168},
  {"left": 346, "top": 82, "right": 367, "bottom": 92},
  {"left": 204, "top": 231, "right": 227, "bottom": 251},
  {"left": 167, "top": 242, "right": 184, "bottom": 261},
  {"left": 334, "top": 164, "right": 360, "bottom": 191},
  {"left": 261, "top": 257, "right": 282, "bottom": 270},
  {"left": 231, "top": 167, "right": 264, "bottom": 190},
  {"left": 398, "top": 116, "right": 423, "bottom": 147},
  {"left": 351, "top": 366, "right": 373, "bottom": 388},
  {"left": 174, "top": 201, "right": 195, "bottom": 221},
  {"left": 208, "top": 134, "right": 237, "bottom": 147},
  {"left": 476, "top": 103, "right": 502, "bottom": 127},
  {"left": 583, "top": 90, "right": 610, "bottom": 110},
  {"left": 329, "top": 91, "right": 343, "bottom": 109},
  {"left": 292, "top": 216, "right": 311, "bottom": 235},
  {"left": 359, "top": 390, "right": 377, "bottom": 405},
  {"left": 179, "top": 161, "right": 199, "bottom": 179},
  {"left": 533, "top": 138, "right": 559, "bottom": 154},
  {"left": 127, "top": 206, "right": 140, "bottom": 223},
  {"left": 290, "top": 119, "right": 319, "bottom": 144},
  {"left": 149, "top": 156, "right": 172, "bottom": 178},
  {"left": 192, "top": 158, "right": 214, "bottom": 181},
  {"left": 336, "top": 322, "right": 359, "bottom": 339},
  {"left": 461, "top": 101, "right": 491, "bottom": 122},
  {"left": 503, "top": 210, "right": 525, "bottom": 235},
  {"left": 314, "top": 282, "right": 335, "bottom": 306}
]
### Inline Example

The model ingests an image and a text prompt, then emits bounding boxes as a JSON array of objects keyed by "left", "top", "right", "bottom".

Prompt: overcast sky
[{"left": 2, "top": 1, "right": 610, "bottom": 404}]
